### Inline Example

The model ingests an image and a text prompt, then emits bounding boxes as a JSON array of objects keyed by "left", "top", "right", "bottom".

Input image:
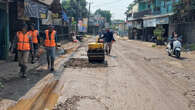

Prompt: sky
[{"left": 86, "top": 0, "right": 134, "bottom": 20}]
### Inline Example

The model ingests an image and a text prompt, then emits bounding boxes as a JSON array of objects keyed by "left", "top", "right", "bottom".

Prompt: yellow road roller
[{"left": 87, "top": 40, "right": 105, "bottom": 62}]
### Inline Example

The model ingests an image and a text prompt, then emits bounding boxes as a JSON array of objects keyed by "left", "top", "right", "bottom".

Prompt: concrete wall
[{"left": 169, "top": 22, "right": 195, "bottom": 43}]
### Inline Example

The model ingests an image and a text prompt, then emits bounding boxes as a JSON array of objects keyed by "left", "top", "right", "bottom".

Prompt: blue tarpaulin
[{"left": 62, "top": 10, "right": 68, "bottom": 22}]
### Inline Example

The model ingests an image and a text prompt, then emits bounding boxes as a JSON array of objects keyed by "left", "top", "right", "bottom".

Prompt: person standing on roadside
[
  {"left": 29, "top": 24, "right": 39, "bottom": 64},
  {"left": 17, "top": 24, "right": 32, "bottom": 78},
  {"left": 44, "top": 25, "right": 57, "bottom": 72}
]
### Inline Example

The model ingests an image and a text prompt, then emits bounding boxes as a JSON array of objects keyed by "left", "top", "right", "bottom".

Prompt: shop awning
[{"left": 143, "top": 13, "right": 174, "bottom": 27}]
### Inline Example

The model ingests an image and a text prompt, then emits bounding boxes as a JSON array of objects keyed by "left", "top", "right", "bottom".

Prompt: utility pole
[
  {"left": 88, "top": 2, "right": 91, "bottom": 33},
  {"left": 88, "top": 0, "right": 93, "bottom": 33}
]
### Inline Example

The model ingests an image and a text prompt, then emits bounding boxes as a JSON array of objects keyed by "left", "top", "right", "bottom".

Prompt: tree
[
  {"left": 61, "top": 0, "right": 88, "bottom": 21},
  {"left": 95, "top": 9, "right": 112, "bottom": 24}
]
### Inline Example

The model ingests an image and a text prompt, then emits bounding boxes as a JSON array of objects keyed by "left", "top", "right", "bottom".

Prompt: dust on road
[
  {"left": 54, "top": 38, "right": 195, "bottom": 110},
  {"left": 2, "top": 36, "right": 195, "bottom": 110}
]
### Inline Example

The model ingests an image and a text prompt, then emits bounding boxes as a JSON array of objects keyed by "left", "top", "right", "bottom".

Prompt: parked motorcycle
[{"left": 167, "top": 39, "right": 182, "bottom": 58}]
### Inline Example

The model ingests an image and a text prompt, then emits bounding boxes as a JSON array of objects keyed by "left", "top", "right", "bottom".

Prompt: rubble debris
[
  {"left": 53, "top": 96, "right": 109, "bottom": 110},
  {"left": 64, "top": 58, "right": 108, "bottom": 68}
]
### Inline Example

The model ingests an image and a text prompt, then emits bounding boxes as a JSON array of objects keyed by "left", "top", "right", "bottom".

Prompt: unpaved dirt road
[
  {"left": 53, "top": 37, "right": 195, "bottom": 110},
  {"left": 2, "top": 37, "right": 195, "bottom": 110}
]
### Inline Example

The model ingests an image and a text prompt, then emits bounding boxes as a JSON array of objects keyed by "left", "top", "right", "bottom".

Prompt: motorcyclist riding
[
  {"left": 167, "top": 31, "right": 182, "bottom": 58},
  {"left": 169, "top": 32, "right": 178, "bottom": 49}
]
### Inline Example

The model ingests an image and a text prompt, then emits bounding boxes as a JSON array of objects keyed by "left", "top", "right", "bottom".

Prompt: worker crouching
[{"left": 44, "top": 25, "right": 57, "bottom": 72}]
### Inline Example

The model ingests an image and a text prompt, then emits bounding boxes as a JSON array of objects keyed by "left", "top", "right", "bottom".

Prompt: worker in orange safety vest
[
  {"left": 17, "top": 24, "right": 33, "bottom": 78},
  {"left": 44, "top": 25, "right": 57, "bottom": 72},
  {"left": 29, "top": 24, "right": 39, "bottom": 64}
]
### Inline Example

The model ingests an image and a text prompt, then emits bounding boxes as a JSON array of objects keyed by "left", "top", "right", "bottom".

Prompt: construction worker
[
  {"left": 102, "top": 29, "right": 115, "bottom": 55},
  {"left": 17, "top": 24, "right": 32, "bottom": 78},
  {"left": 29, "top": 24, "right": 39, "bottom": 63},
  {"left": 44, "top": 25, "right": 57, "bottom": 72}
]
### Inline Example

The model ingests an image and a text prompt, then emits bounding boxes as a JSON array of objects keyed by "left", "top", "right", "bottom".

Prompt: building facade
[
  {"left": 0, "top": 0, "right": 9, "bottom": 59},
  {"left": 0, "top": 0, "right": 68, "bottom": 60},
  {"left": 127, "top": 0, "right": 180, "bottom": 42}
]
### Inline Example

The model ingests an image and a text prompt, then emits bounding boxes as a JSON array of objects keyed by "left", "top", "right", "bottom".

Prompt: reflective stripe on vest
[
  {"left": 17, "top": 32, "right": 30, "bottom": 51},
  {"left": 44, "top": 30, "right": 56, "bottom": 47},
  {"left": 29, "top": 30, "right": 38, "bottom": 44}
]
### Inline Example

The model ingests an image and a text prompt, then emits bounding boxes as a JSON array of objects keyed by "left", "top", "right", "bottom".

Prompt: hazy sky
[{"left": 86, "top": 0, "right": 133, "bottom": 20}]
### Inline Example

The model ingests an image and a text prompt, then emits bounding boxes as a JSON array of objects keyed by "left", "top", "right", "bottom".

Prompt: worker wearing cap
[
  {"left": 17, "top": 24, "right": 33, "bottom": 78},
  {"left": 29, "top": 24, "right": 39, "bottom": 63},
  {"left": 44, "top": 25, "right": 57, "bottom": 71}
]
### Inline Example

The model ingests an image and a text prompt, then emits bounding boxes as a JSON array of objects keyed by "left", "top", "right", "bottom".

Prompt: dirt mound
[{"left": 64, "top": 58, "right": 108, "bottom": 68}]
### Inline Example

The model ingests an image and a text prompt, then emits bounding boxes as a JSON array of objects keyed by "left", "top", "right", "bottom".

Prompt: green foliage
[
  {"left": 95, "top": 9, "right": 112, "bottom": 23},
  {"left": 154, "top": 26, "right": 165, "bottom": 41},
  {"left": 0, "top": 82, "right": 4, "bottom": 88},
  {"left": 184, "top": 43, "right": 195, "bottom": 51},
  {"left": 152, "top": 44, "right": 156, "bottom": 48},
  {"left": 62, "top": 0, "right": 88, "bottom": 21}
]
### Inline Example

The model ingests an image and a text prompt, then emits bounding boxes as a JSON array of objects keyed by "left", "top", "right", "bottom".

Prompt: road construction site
[{"left": 0, "top": 36, "right": 195, "bottom": 110}]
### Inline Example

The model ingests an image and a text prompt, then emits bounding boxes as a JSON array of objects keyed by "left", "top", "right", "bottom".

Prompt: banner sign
[
  {"left": 53, "top": 19, "right": 62, "bottom": 26},
  {"left": 38, "top": 0, "right": 53, "bottom": 6},
  {"left": 78, "top": 18, "right": 88, "bottom": 32},
  {"left": 156, "top": 17, "right": 169, "bottom": 24},
  {"left": 82, "top": 18, "right": 88, "bottom": 32},
  {"left": 42, "top": 11, "right": 52, "bottom": 25},
  {"left": 143, "top": 19, "right": 157, "bottom": 27},
  {"left": 17, "top": 1, "right": 30, "bottom": 20},
  {"left": 24, "top": 0, "right": 48, "bottom": 19}
]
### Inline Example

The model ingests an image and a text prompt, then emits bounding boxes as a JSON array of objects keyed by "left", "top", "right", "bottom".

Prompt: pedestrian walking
[
  {"left": 102, "top": 29, "right": 115, "bottom": 55},
  {"left": 29, "top": 24, "right": 39, "bottom": 63},
  {"left": 17, "top": 24, "right": 32, "bottom": 78},
  {"left": 44, "top": 25, "right": 57, "bottom": 72}
]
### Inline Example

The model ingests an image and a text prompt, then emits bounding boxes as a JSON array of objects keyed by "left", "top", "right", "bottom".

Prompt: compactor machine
[{"left": 87, "top": 38, "right": 105, "bottom": 62}]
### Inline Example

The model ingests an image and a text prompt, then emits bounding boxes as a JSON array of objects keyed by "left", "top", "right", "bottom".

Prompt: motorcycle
[{"left": 167, "top": 39, "right": 182, "bottom": 58}]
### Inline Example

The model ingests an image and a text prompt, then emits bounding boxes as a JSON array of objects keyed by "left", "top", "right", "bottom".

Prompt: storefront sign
[
  {"left": 42, "top": 11, "right": 52, "bottom": 25},
  {"left": 52, "top": 13, "right": 59, "bottom": 19},
  {"left": 38, "top": 0, "right": 53, "bottom": 6},
  {"left": 53, "top": 19, "right": 62, "bottom": 25},
  {"left": 143, "top": 19, "right": 156, "bottom": 27},
  {"left": 156, "top": 17, "right": 169, "bottom": 24},
  {"left": 24, "top": 0, "right": 48, "bottom": 18}
]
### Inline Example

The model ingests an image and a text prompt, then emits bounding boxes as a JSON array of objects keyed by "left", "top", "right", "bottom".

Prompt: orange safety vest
[
  {"left": 29, "top": 30, "right": 39, "bottom": 44},
  {"left": 44, "top": 30, "right": 56, "bottom": 47},
  {"left": 17, "top": 31, "right": 31, "bottom": 51}
]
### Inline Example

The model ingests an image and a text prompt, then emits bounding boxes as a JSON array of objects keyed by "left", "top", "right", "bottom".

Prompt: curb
[{"left": 1, "top": 42, "right": 81, "bottom": 110}]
